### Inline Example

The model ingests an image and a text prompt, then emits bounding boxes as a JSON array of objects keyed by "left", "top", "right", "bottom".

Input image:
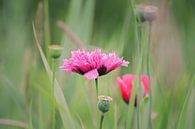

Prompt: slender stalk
[
  {"left": 147, "top": 22, "right": 153, "bottom": 129},
  {"left": 43, "top": 0, "right": 51, "bottom": 58},
  {"left": 99, "top": 114, "right": 104, "bottom": 129},
  {"left": 176, "top": 76, "right": 195, "bottom": 129},
  {"left": 136, "top": 107, "right": 140, "bottom": 129},
  {"left": 38, "top": 93, "right": 44, "bottom": 129},
  {"left": 52, "top": 58, "right": 56, "bottom": 129},
  {"left": 95, "top": 78, "right": 98, "bottom": 96},
  {"left": 0, "top": 119, "right": 29, "bottom": 129}
]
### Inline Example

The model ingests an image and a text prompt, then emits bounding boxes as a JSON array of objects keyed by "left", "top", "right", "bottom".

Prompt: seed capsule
[
  {"left": 48, "top": 44, "right": 64, "bottom": 59},
  {"left": 98, "top": 95, "right": 112, "bottom": 114},
  {"left": 136, "top": 4, "right": 158, "bottom": 22}
]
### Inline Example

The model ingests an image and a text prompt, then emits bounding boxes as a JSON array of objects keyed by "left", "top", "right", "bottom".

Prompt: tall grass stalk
[
  {"left": 125, "top": 0, "right": 142, "bottom": 129},
  {"left": 29, "top": 100, "right": 34, "bottom": 129},
  {"left": 126, "top": 83, "right": 137, "bottom": 129},
  {"left": 38, "top": 92, "right": 44, "bottom": 129},
  {"left": 43, "top": 0, "right": 51, "bottom": 57},
  {"left": 176, "top": 75, "right": 195, "bottom": 129},
  {"left": 136, "top": 107, "right": 140, "bottom": 129},
  {"left": 33, "top": 23, "right": 77, "bottom": 129}
]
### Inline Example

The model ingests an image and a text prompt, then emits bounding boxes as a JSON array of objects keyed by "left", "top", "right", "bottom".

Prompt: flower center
[
  {"left": 98, "top": 66, "right": 107, "bottom": 76},
  {"left": 77, "top": 68, "right": 85, "bottom": 75}
]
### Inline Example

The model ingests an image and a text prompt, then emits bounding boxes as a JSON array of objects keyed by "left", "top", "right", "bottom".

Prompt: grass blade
[
  {"left": 0, "top": 119, "right": 29, "bottom": 129},
  {"left": 33, "top": 23, "right": 77, "bottom": 129},
  {"left": 176, "top": 75, "right": 195, "bottom": 129}
]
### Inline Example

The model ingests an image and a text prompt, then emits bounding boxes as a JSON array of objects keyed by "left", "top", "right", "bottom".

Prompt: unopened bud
[
  {"left": 98, "top": 95, "right": 112, "bottom": 114},
  {"left": 136, "top": 4, "right": 158, "bottom": 22},
  {"left": 143, "top": 94, "right": 149, "bottom": 103},
  {"left": 48, "top": 44, "right": 63, "bottom": 59}
]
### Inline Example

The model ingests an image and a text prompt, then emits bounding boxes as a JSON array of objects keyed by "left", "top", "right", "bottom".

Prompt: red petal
[
  {"left": 116, "top": 77, "right": 130, "bottom": 104},
  {"left": 141, "top": 75, "right": 151, "bottom": 95}
]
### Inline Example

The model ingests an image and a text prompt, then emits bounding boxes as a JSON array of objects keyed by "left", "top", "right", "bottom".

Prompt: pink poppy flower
[
  {"left": 60, "top": 49, "right": 129, "bottom": 79},
  {"left": 116, "top": 74, "right": 151, "bottom": 104}
]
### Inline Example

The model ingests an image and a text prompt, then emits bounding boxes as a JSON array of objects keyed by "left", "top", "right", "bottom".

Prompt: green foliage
[{"left": 0, "top": 0, "right": 195, "bottom": 129}]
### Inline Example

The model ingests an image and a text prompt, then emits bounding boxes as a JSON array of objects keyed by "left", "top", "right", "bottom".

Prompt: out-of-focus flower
[
  {"left": 116, "top": 74, "right": 151, "bottom": 104},
  {"left": 60, "top": 49, "right": 129, "bottom": 80},
  {"left": 98, "top": 95, "right": 112, "bottom": 114}
]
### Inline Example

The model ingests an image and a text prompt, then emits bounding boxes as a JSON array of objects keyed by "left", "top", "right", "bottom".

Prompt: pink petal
[
  {"left": 84, "top": 69, "right": 99, "bottom": 80},
  {"left": 61, "top": 49, "right": 129, "bottom": 78},
  {"left": 122, "top": 60, "right": 129, "bottom": 67},
  {"left": 102, "top": 53, "right": 129, "bottom": 73}
]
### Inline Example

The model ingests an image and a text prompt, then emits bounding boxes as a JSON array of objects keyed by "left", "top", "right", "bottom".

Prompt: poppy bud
[
  {"left": 98, "top": 95, "right": 112, "bottom": 114},
  {"left": 143, "top": 94, "right": 149, "bottom": 103},
  {"left": 135, "top": 4, "right": 158, "bottom": 22},
  {"left": 48, "top": 44, "right": 63, "bottom": 59}
]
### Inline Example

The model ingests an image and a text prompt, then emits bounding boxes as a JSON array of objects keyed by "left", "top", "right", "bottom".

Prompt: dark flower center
[
  {"left": 77, "top": 68, "right": 85, "bottom": 75},
  {"left": 98, "top": 66, "right": 107, "bottom": 76}
]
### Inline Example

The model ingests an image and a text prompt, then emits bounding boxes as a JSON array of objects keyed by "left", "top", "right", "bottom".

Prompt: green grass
[{"left": 0, "top": 0, "right": 195, "bottom": 129}]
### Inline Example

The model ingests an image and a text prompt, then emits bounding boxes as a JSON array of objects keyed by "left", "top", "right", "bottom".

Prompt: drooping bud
[
  {"left": 48, "top": 44, "right": 64, "bottom": 59},
  {"left": 143, "top": 94, "right": 149, "bottom": 103},
  {"left": 135, "top": 4, "right": 158, "bottom": 22},
  {"left": 98, "top": 95, "right": 112, "bottom": 114}
]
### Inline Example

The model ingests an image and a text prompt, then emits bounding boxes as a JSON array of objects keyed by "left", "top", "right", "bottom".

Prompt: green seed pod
[
  {"left": 48, "top": 45, "right": 64, "bottom": 59},
  {"left": 98, "top": 95, "right": 112, "bottom": 114}
]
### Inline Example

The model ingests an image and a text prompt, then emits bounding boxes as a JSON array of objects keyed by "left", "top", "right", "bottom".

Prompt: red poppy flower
[{"left": 116, "top": 74, "right": 151, "bottom": 104}]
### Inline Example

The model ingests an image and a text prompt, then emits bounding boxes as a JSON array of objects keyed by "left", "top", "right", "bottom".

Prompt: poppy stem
[
  {"left": 136, "top": 106, "right": 140, "bottom": 129},
  {"left": 99, "top": 114, "right": 104, "bottom": 129},
  {"left": 95, "top": 78, "right": 99, "bottom": 96},
  {"left": 52, "top": 58, "right": 56, "bottom": 129},
  {"left": 147, "top": 22, "right": 153, "bottom": 129}
]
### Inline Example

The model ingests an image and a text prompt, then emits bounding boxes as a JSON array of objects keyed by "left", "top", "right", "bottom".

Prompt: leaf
[
  {"left": 176, "top": 75, "right": 195, "bottom": 129},
  {"left": 33, "top": 23, "right": 77, "bottom": 129}
]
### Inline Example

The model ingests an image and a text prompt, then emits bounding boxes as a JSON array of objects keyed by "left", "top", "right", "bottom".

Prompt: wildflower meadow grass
[{"left": 0, "top": 0, "right": 195, "bottom": 129}]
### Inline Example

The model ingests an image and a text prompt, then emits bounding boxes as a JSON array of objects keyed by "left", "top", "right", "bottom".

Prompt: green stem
[
  {"left": 99, "top": 114, "right": 104, "bottom": 129},
  {"left": 44, "top": 0, "right": 51, "bottom": 58},
  {"left": 52, "top": 58, "right": 56, "bottom": 129},
  {"left": 176, "top": 76, "right": 195, "bottom": 129},
  {"left": 95, "top": 78, "right": 98, "bottom": 96},
  {"left": 136, "top": 107, "right": 140, "bottom": 129},
  {"left": 147, "top": 22, "right": 153, "bottom": 129}
]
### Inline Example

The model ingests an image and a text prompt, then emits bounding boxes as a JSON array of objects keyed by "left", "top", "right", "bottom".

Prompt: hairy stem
[
  {"left": 99, "top": 114, "right": 104, "bottom": 129},
  {"left": 136, "top": 106, "right": 140, "bottom": 129},
  {"left": 95, "top": 78, "right": 98, "bottom": 96},
  {"left": 147, "top": 22, "right": 153, "bottom": 129},
  {"left": 52, "top": 58, "right": 56, "bottom": 129}
]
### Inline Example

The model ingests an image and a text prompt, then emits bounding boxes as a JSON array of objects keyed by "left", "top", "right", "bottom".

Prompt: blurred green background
[{"left": 0, "top": 0, "right": 195, "bottom": 129}]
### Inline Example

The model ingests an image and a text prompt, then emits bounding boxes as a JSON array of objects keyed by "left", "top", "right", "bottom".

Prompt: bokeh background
[{"left": 0, "top": 0, "right": 195, "bottom": 129}]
